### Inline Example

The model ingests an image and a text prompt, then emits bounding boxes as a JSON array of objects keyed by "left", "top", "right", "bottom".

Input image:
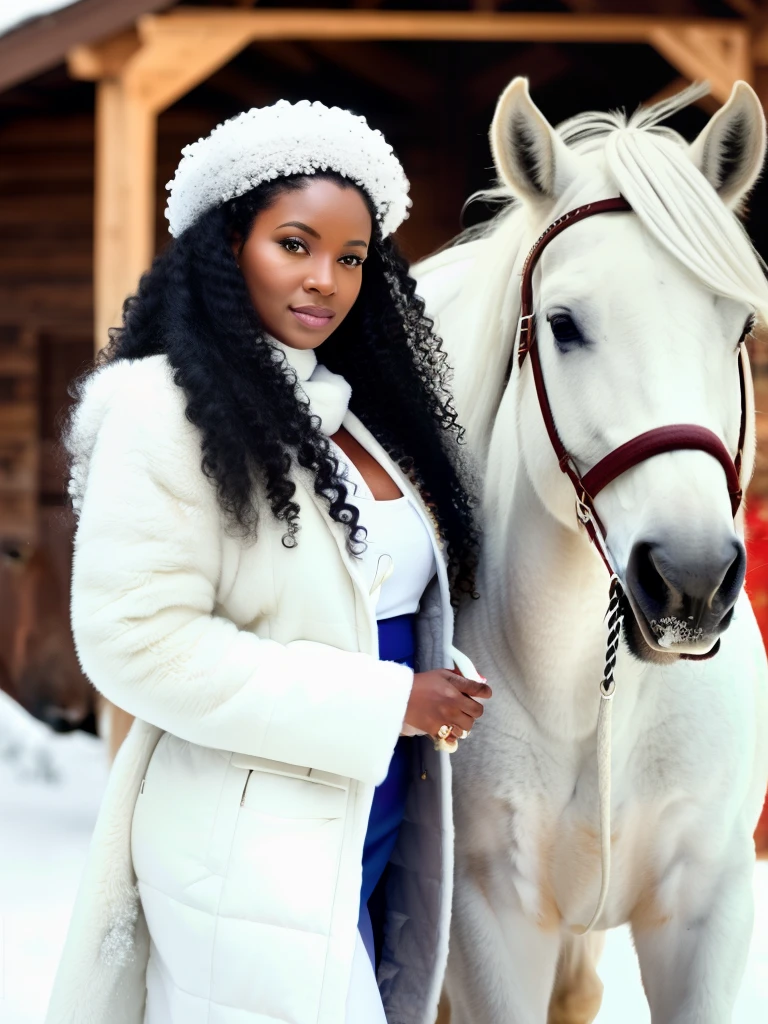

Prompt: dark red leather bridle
[
  {"left": 510, "top": 196, "right": 748, "bottom": 662},
  {"left": 513, "top": 196, "right": 746, "bottom": 572}
]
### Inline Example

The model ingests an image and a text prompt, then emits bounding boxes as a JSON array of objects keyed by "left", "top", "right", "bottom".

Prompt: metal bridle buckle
[{"left": 518, "top": 313, "right": 534, "bottom": 352}]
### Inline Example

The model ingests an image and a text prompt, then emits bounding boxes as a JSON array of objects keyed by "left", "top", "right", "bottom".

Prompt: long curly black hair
[{"left": 90, "top": 172, "right": 478, "bottom": 600}]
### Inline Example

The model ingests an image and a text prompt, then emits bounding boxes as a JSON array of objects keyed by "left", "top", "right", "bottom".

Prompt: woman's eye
[
  {"left": 339, "top": 254, "right": 364, "bottom": 267},
  {"left": 548, "top": 312, "right": 585, "bottom": 350},
  {"left": 280, "top": 237, "right": 306, "bottom": 254}
]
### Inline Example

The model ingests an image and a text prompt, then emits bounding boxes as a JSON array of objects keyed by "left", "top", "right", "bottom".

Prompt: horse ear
[
  {"left": 689, "top": 81, "right": 766, "bottom": 209},
  {"left": 490, "top": 77, "right": 578, "bottom": 202}
]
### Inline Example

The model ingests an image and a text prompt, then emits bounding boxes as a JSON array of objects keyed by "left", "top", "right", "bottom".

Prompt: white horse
[{"left": 416, "top": 79, "right": 768, "bottom": 1023}]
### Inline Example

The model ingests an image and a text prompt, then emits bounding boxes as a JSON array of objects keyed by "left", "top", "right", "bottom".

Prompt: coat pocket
[
  {"left": 231, "top": 752, "right": 349, "bottom": 819},
  {"left": 217, "top": 753, "right": 352, "bottom": 937}
]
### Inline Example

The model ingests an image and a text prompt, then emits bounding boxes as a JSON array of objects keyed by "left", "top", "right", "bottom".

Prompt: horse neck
[
  {"left": 444, "top": 212, "right": 529, "bottom": 460},
  {"left": 469, "top": 404, "right": 624, "bottom": 739}
]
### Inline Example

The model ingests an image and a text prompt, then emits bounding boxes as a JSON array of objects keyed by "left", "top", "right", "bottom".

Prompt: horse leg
[
  {"left": 446, "top": 857, "right": 562, "bottom": 1024},
  {"left": 435, "top": 991, "right": 451, "bottom": 1023},
  {"left": 547, "top": 931, "right": 605, "bottom": 1024},
  {"left": 631, "top": 843, "right": 754, "bottom": 1024},
  {"left": 96, "top": 694, "right": 135, "bottom": 761}
]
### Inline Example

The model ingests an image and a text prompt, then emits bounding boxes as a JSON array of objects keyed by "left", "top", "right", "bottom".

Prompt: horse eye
[
  {"left": 548, "top": 313, "right": 584, "bottom": 349},
  {"left": 738, "top": 314, "right": 756, "bottom": 346}
]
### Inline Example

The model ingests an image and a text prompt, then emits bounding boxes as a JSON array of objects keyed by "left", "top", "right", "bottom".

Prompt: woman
[{"left": 45, "top": 99, "right": 490, "bottom": 1024}]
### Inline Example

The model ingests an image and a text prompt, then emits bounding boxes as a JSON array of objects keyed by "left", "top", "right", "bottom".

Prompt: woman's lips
[{"left": 290, "top": 306, "right": 335, "bottom": 329}]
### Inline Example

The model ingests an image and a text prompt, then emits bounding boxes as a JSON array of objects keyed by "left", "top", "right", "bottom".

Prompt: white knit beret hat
[{"left": 165, "top": 99, "right": 411, "bottom": 238}]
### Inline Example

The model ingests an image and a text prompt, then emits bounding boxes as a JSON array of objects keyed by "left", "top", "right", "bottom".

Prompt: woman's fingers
[
  {"left": 456, "top": 676, "right": 493, "bottom": 700},
  {"left": 448, "top": 708, "right": 476, "bottom": 733},
  {"left": 406, "top": 669, "right": 492, "bottom": 742},
  {"left": 458, "top": 692, "right": 486, "bottom": 720}
]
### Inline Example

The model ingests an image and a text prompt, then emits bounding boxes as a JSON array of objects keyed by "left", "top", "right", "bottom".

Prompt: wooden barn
[{"left": 3, "top": 0, "right": 768, "bottom": 835}]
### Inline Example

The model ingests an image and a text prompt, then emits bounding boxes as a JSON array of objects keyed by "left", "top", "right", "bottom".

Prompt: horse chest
[{"left": 471, "top": 729, "right": 696, "bottom": 933}]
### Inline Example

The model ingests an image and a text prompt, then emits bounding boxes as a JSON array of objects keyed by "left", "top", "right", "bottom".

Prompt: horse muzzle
[{"left": 623, "top": 535, "right": 745, "bottom": 658}]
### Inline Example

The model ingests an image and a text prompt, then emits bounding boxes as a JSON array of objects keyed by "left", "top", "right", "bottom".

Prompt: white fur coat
[{"left": 45, "top": 354, "right": 468, "bottom": 1024}]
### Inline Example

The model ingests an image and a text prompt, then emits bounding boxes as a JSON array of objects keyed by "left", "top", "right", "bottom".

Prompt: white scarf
[{"left": 269, "top": 336, "right": 352, "bottom": 436}]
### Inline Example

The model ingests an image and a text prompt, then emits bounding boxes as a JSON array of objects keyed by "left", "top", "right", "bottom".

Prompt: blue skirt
[{"left": 358, "top": 613, "right": 415, "bottom": 969}]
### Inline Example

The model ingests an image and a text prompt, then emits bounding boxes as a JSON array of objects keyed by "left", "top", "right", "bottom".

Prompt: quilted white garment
[{"left": 44, "top": 355, "right": 459, "bottom": 1024}]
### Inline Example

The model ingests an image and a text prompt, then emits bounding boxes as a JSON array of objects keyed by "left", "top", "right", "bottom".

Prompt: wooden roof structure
[{"left": 4, "top": 0, "right": 768, "bottom": 553}]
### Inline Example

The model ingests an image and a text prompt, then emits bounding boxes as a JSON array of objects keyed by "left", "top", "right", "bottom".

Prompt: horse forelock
[{"left": 602, "top": 131, "right": 768, "bottom": 323}]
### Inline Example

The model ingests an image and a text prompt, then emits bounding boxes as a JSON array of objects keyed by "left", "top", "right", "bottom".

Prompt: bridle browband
[{"left": 510, "top": 195, "right": 747, "bottom": 595}]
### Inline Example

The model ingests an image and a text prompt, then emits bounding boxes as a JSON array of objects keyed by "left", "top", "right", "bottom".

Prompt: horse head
[{"left": 488, "top": 78, "right": 768, "bottom": 662}]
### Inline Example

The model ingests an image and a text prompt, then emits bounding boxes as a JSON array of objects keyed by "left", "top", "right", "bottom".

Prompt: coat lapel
[
  {"left": 341, "top": 410, "right": 450, "bottom": 581},
  {"left": 340, "top": 412, "right": 454, "bottom": 662}
]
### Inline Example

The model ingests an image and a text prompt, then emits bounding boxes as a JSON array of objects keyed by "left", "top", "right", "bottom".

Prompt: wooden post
[
  {"left": 69, "top": 19, "right": 256, "bottom": 354},
  {"left": 92, "top": 79, "right": 156, "bottom": 352}
]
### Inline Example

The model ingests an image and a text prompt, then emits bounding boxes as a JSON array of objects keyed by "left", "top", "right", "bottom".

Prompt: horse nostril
[
  {"left": 715, "top": 540, "right": 746, "bottom": 609},
  {"left": 632, "top": 543, "right": 669, "bottom": 613}
]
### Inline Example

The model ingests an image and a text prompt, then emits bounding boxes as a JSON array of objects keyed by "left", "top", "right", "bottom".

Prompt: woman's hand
[{"left": 404, "top": 670, "right": 492, "bottom": 740}]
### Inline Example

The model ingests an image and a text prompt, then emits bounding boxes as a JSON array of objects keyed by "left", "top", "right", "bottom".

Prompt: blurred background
[{"left": 0, "top": 1, "right": 767, "bottom": 1022}]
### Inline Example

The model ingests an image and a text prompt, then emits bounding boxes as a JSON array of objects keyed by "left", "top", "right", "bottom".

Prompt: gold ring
[{"left": 436, "top": 724, "right": 452, "bottom": 740}]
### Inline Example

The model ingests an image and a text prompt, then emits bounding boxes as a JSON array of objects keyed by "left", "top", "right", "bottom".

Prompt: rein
[{"left": 510, "top": 196, "right": 747, "bottom": 933}]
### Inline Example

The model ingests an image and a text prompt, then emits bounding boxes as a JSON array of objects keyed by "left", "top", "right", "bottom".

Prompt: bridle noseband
[{"left": 511, "top": 195, "right": 747, "bottom": 589}]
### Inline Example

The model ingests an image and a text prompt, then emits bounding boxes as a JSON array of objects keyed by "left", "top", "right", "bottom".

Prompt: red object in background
[{"left": 745, "top": 498, "right": 768, "bottom": 854}]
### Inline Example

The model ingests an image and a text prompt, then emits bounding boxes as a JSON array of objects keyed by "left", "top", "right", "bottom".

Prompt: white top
[{"left": 331, "top": 443, "right": 437, "bottom": 620}]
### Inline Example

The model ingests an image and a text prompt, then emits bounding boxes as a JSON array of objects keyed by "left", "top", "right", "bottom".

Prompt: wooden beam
[
  {"left": 67, "top": 27, "right": 142, "bottom": 79},
  {"left": 722, "top": 0, "right": 761, "bottom": 18},
  {"left": 0, "top": 0, "right": 173, "bottom": 94},
  {"left": 750, "top": 23, "right": 768, "bottom": 65},
  {"left": 73, "top": 16, "right": 257, "bottom": 115},
  {"left": 143, "top": 9, "right": 751, "bottom": 46},
  {"left": 649, "top": 25, "right": 752, "bottom": 101}
]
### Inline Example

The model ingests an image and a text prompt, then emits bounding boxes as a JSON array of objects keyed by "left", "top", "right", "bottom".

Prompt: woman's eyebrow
[
  {"left": 277, "top": 220, "right": 320, "bottom": 239},
  {"left": 276, "top": 221, "right": 368, "bottom": 249}
]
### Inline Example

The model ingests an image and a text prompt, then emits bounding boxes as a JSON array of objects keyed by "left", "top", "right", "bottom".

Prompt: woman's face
[{"left": 235, "top": 178, "right": 373, "bottom": 350}]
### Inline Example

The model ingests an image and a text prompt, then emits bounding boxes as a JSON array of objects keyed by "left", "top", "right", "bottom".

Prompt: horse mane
[{"left": 441, "top": 83, "right": 768, "bottom": 451}]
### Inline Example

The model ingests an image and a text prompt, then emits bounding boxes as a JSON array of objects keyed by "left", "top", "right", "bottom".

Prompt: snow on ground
[
  {"left": 0, "top": 689, "right": 766, "bottom": 1022},
  {"left": 0, "top": 691, "right": 108, "bottom": 1024}
]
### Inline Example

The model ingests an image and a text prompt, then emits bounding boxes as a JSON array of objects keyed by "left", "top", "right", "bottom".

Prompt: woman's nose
[{"left": 304, "top": 261, "right": 336, "bottom": 296}]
